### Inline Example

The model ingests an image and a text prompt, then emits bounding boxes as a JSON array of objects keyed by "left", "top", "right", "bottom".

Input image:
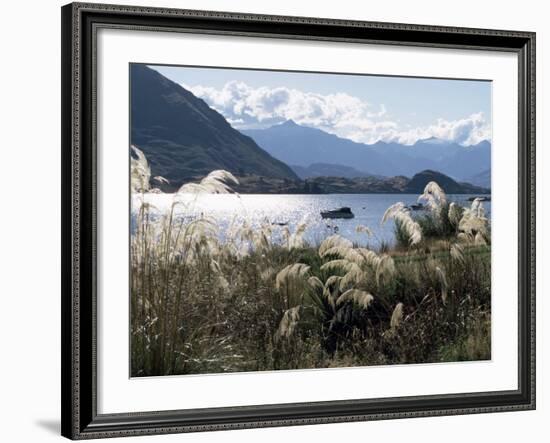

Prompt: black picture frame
[{"left": 61, "top": 2, "right": 536, "bottom": 439}]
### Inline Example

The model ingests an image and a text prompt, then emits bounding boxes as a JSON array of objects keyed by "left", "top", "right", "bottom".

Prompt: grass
[{"left": 130, "top": 147, "right": 491, "bottom": 376}]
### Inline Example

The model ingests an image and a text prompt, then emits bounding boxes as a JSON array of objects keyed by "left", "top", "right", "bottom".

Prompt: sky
[{"left": 150, "top": 64, "right": 492, "bottom": 146}]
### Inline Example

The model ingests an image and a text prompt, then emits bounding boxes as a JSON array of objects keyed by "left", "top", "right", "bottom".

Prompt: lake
[{"left": 132, "top": 193, "right": 491, "bottom": 248}]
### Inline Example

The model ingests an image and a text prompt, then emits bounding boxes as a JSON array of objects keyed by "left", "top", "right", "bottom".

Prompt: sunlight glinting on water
[{"left": 132, "top": 193, "right": 491, "bottom": 248}]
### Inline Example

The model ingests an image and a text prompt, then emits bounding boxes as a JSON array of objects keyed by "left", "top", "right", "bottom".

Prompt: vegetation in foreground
[{"left": 130, "top": 147, "right": 491, "bottom": 377}]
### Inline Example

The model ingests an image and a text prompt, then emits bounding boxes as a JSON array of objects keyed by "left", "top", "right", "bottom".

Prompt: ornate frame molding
[{"left": 61, "top": 2, "right": 535, "bottom": 439}]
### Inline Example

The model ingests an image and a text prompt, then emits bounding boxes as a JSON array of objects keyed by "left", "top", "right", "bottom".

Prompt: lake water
[{"left": 132, "top": 193, "right": 491, "bottom": 248}]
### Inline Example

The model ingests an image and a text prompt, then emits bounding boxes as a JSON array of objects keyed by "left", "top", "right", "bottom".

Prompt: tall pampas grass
[
  {"left": 130, "top": 148, "right": 491, "bottom": 376},
  {"left": 336, "top": 289, "right": 374, "bottom": 310},
  {"left": 318, "top": 234, "right": 353, "bottom": 257},
  {"left": 275, "top": 306, "right": 301, "bottom": 342},
  {"left": 131, "top": 145, "right": 151, "bottom": 193},
  {"left": 390, "top": 302, "right": 404, "bottom": 329},
  {"left": 153, "top": 176, "right": 170, "bottom": 185},
  {"left": 178, "top": 170, "right": 239, "bottom": 194},
  {"left": 458, "top": 198, "right": 489, "bottom": 244},
  {"left": 418, "top": 181, "right": 447, "bottom": 211},
  {"left": 450, "top": 242, "right": 465, "bottom": 263},
  {"left": 275, "top": 263, "right": 311, "bottom": 290},
  {"left": 375, "top": 254, "right": 396, "bottom": 285},
  {"left": 382, "top": 203, "right": 422, "bottom": 245},
  {"left": 286, "top": 219, "right": 308, "bottom": 250}
]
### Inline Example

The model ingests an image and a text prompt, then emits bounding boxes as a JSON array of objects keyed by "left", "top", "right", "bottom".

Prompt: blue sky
[{"left": 150, "top": 64, "right": 492, "bottom": 146}]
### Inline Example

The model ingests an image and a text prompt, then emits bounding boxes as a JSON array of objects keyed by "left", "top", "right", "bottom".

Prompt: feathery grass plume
[
  {"left": 170, "top": 217, "right": 221, "bottom": 265},
  {"left": 382, "top": 202, "right": 422, "bottom": 245},
  {"left": 318, "top": 235, "right": 353, "bottom": 257},
  {"left": 153, "top": 176, "right": 170, "bottom": 185},
  {"left": 281, "top": 225, "right": 291, "bottom": 245},
  {"left": 325, "top": 275, "right": 343, "bottom": 290},
  {"left": 320, "top": 242, "right": 384, "bottom": 289},
  {"left": 474, "top": 232, "right": 487, "bottom": 245},
  {"left": 458, "top": 198, "right": 489, "bottom": 243},
  {"left": 390, "top": 302, "right": 404, "bottom": 329},
  {"left": 340, "top": 262, "right": 367, "bottom": 290},
  {"left": 235, "top": 221, "right": 254, "bottom": 243},
  {"left": 321, "top": 245, "right": 355, "bottom": 260},
  {"left": 355, "top": 224, "right": 373, "bottom": 237},
  {"left": 275, "top": 263, "right": 311, "bottom": 290},
  {"left": 470, "top": 198, "right": 486, "bottom": 218},
  {"left": 354, "top": 248, "right": 382, "bottom": 267},
  {"left": 182, "top": 217, "right": 218, "bottom": 243},
  {"left": 307, "top": 276, "right": 325, "bottom": 293},
  {"left": 418, "top": 181, "right": 447, "bottom": 211},
  {"left": 251, "top": 221, "right": 273, "bottom": 251},
  {"left": 287, "top": 219, "right": 308, "bottom": 250},
  {"left": 450, "top": 242, "right": 465, "bottom": 263},
  {"left": 226, "top": 221, "right": 255, "bottom": 257},
  {"left": 177, "top": 169, "right": 239, "bottom": 194},
  {"left": 457, "top": 232, "right": 473, "bottom": 243},
  {"left": 459, "top": 212, "right": 488, "bottom": 237},
  {"left": 336, "top": 289, "right": 374, "bottom": 310},
  {"left": 322, "top": 245, "right": 380, "bottom": 269},
  {"left": 130, "top": 145, "right": 151, "bottom": 193},
  {"left": 321, "top": 259, "right": 366, "bottom": 286},
  {"left": 382, "top": 202, "right": 406, "bottom": 225},
  {"left": 434, "top": 266, "right": 449, "bottom": 304},
  {"left": 321, "top": 259, "right": 353, "bottom": 273},
  {"left": 321, "top": 275, "right": 342, "bottom": 308},
  {"left": 275, "top": 306, "right": 301, "bottom": 342},
  {"left": 376, "top": 254, "right": 396, "bottom": 285}
]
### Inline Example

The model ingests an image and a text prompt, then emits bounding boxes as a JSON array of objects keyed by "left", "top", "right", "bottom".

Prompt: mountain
[
  {"left": 244, "top": 121, "right": 491, "bottom": 181},
  {"left": 232, "top": 169, "right": 489, "bottom": 194},
  {"left": 130, "top": 65, "right": 298, "bottom": 187},
  {"left": 243, "top": 120, "right": 399, "bottom": 177},
  {"left": 439, "top": 141, "right": 491, "bottom": 180},
  {"left": 291, "top": 163, "right": 377, "bottom": 179},
  {"left": 466, "top": 168, "right": 491, "bottom": 189},
  {"left": 405, "top": 170, "right": 488, "bottom": 194}
]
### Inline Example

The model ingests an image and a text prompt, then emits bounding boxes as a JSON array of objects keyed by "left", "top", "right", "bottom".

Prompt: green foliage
[{"left": 416, "top": 202, "right": 461, "bottom": 239}]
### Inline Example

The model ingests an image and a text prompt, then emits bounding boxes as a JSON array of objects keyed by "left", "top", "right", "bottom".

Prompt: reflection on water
[{"left": 132, "top": 193, "right": 491, "bottom": 247}]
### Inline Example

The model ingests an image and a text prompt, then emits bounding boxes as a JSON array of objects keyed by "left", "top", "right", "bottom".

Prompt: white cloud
[
  {"left": 385, "top": 112, "right": 491, "bottom": 146},
  {"left": 185, "top": 81, "right": 490, "bottom": 146}
]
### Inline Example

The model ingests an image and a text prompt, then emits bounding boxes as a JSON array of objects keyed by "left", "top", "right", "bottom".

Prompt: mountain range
[
  {"left": 291, "top": 163, "right": 378, "bottom": 179},
  {"left": 232, "top": 169, "right": 488, "bottom": 195},
  {"left": 243, "top": 121, "right": 491, "bottom": 184},
  {"left": 131, "top": 65, "right": 490, "bottom": 194}
]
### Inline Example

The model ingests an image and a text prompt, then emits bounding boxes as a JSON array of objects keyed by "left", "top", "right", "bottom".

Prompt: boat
[
  {"left": 320, "top": 207, "right": 355, "bottom": 219},
  {"left": 468, "top": 196, "right": 491, "bottom": 202},
  {"left": 408, "top": 203, "right": 425, "bottom": 211}
]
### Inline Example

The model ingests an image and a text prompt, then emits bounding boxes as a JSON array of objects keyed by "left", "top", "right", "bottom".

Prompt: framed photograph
[{"left": 61, "top": 2, "right": 536, "bottom": 439}]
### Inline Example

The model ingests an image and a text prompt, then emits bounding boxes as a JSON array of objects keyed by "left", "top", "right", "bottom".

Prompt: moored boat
[{"left": 320, "top": 207, "right": 355, "bottom": 219}]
